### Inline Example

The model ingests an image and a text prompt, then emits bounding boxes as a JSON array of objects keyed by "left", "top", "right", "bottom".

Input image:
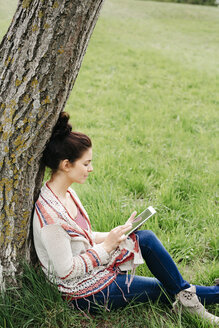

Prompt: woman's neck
[{"left": 47, "top": 173, "right": 71, "bottom": 200}]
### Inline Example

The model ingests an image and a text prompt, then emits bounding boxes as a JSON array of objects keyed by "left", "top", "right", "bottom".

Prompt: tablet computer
[{"left": 125, "top": 206, "right": 156, "bottom": 236}]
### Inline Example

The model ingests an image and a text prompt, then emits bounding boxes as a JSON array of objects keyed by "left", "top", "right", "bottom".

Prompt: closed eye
[{"left": 84, "top": 160, "right": 91, "bottom": 167}]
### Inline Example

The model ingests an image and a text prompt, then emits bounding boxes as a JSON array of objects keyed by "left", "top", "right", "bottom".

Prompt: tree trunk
[{"left": 0, "top": 0, "right": 105, "bottom": 288}]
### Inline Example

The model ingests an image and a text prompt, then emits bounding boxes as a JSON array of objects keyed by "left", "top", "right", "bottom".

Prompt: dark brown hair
[{"left": 42, "top": 112, "right": 92, "bottom": 171}]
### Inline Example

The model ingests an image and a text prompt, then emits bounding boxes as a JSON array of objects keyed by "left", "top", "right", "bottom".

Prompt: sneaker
[
  {"left": 173, "top": 285, "right": 219, "bottom": 325},
  {"left": 215, "top": 278, "right": 219, "bottom": 286}
]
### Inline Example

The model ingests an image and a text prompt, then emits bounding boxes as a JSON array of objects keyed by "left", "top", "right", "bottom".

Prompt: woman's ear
[{"left": 59, "top": 159, "right": 71, "bottom": 172}]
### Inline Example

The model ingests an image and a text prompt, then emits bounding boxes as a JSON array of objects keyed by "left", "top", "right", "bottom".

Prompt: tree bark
[{"left": 0, "top": 0, "right": 105, "bottom": 288}]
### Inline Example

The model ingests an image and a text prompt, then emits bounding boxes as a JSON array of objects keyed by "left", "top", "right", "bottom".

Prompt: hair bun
[{"left": 52, "top": 111, "right": 72, "bottom": 139}]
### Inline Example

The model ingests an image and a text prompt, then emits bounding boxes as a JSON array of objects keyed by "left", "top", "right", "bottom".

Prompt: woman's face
[{"left": 68, "top": 147, "right": 93, "bottom": 184}]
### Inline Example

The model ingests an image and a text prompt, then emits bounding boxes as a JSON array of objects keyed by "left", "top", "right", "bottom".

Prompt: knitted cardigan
[{"left": 33, "top": 183, "right": 143, "bottom": 300}]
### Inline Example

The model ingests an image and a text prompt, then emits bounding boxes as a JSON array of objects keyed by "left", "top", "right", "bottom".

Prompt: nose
[{"left": 88, "top": 164, "right": 93, "bottom": 172}]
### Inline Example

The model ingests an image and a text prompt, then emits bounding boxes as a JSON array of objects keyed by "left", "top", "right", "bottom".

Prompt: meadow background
[{"left": 0, "top": 0, "right": 219, "bottom": 327}]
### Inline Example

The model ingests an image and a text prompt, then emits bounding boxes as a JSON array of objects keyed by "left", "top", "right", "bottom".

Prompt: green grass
[
  {"left": 1, "top": 0, "right": 219, "bottom": 327},
  {"left": 0, "top": 0, "right": 17, "bottom": 41}
]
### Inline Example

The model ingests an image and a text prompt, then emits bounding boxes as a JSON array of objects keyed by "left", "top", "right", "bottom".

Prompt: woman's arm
[
  {"left": 40, "top": 220, "right": 133, "bottom": 281},
  {"left": 40, "top": 225, "right": 110, "bottom": 281},
  {"left": 93, "top": 212, "right": 137, "bottom": 244}
]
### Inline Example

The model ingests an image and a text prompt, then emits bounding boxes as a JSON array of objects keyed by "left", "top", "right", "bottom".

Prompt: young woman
[{"left": 33, "top": 112, "right": 219, "bottom": 323}]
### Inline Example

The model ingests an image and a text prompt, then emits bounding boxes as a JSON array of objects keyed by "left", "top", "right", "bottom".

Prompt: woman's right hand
[{"left": 101, "top": 224, "right": 132, "bottom": 253}]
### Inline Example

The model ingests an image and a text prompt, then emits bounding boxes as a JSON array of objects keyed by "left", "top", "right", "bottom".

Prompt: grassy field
[{"left": 0, "top": 0, "right": 219, "bottom": 327}]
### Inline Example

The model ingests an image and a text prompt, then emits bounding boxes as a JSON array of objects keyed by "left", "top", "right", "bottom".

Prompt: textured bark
[{"left": 0, "top": 0, "right": 105, "bottom": 288}]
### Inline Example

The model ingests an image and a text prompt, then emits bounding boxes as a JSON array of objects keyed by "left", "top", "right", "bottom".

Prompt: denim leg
[
  {"left": 135, "top": 230, "right": 190, "bottom": 294},
  {"left": 136, "top": 230, "right": 219, "bottom": 304},
  {"left": 195, "top": 285, "right": 219, "bottom": 305},
  {"left": 71, "top": 230, "right": 219, "bottom": 312},
  {"left": 71, "top": 273, "right": 168, "bottom": 312},
  {"left": 71, "top": 275, "right": 219, "bottom": 312}
]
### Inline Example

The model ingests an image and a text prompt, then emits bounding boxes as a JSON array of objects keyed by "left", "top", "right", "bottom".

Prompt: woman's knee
[{"left": 135, "top": 230, "right": 158, "bottom": 249}]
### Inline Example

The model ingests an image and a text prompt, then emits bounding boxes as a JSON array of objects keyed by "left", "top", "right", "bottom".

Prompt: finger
[
  {"left": 119, "top": 234, "right": 128, "bottom": 242},
  {"left": 112, "top": 224, "right": 131, "bottom": 237},
  {"left": 111, "top": 224, "right": 132, "bottom": 237},
  {"left": 119, "top": 224, "right": 132, "bottom": 233},
  {"left": 111, "top": 225, "right": 122, "bottom": 232},
  {"left": 127, "top": 211, "right": 137, "bottom": 224},
  {"left": 130, "top": 211, "right": 137, "bottom": 220},
  {"left": 114, "top": 224, "right": 131, "bottom": 230}
]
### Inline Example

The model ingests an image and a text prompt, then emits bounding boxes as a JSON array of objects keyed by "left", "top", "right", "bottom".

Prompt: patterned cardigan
[{"left": 33, "top": 183, "right": 143, "bottom": 300}]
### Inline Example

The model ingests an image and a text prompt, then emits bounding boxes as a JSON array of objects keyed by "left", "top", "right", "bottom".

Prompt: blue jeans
[{"left": 71, "top": 230, "right": 219, "bottom": 312}]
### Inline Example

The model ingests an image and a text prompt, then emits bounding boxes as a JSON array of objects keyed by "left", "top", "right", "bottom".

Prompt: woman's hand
[
  {"left": 93, "top": 231, "right": 109, "bottom": 244},
  {"left": 125, "top": 211, "right": 137, "bottom": 225},
  {"left": 101, "top": 224, "right": 132, "bottom": 254}
]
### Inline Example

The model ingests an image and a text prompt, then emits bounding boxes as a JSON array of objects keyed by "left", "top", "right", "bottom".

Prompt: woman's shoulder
[{"left": 35, "top": 182, "right": 49, "bottom": 200}]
